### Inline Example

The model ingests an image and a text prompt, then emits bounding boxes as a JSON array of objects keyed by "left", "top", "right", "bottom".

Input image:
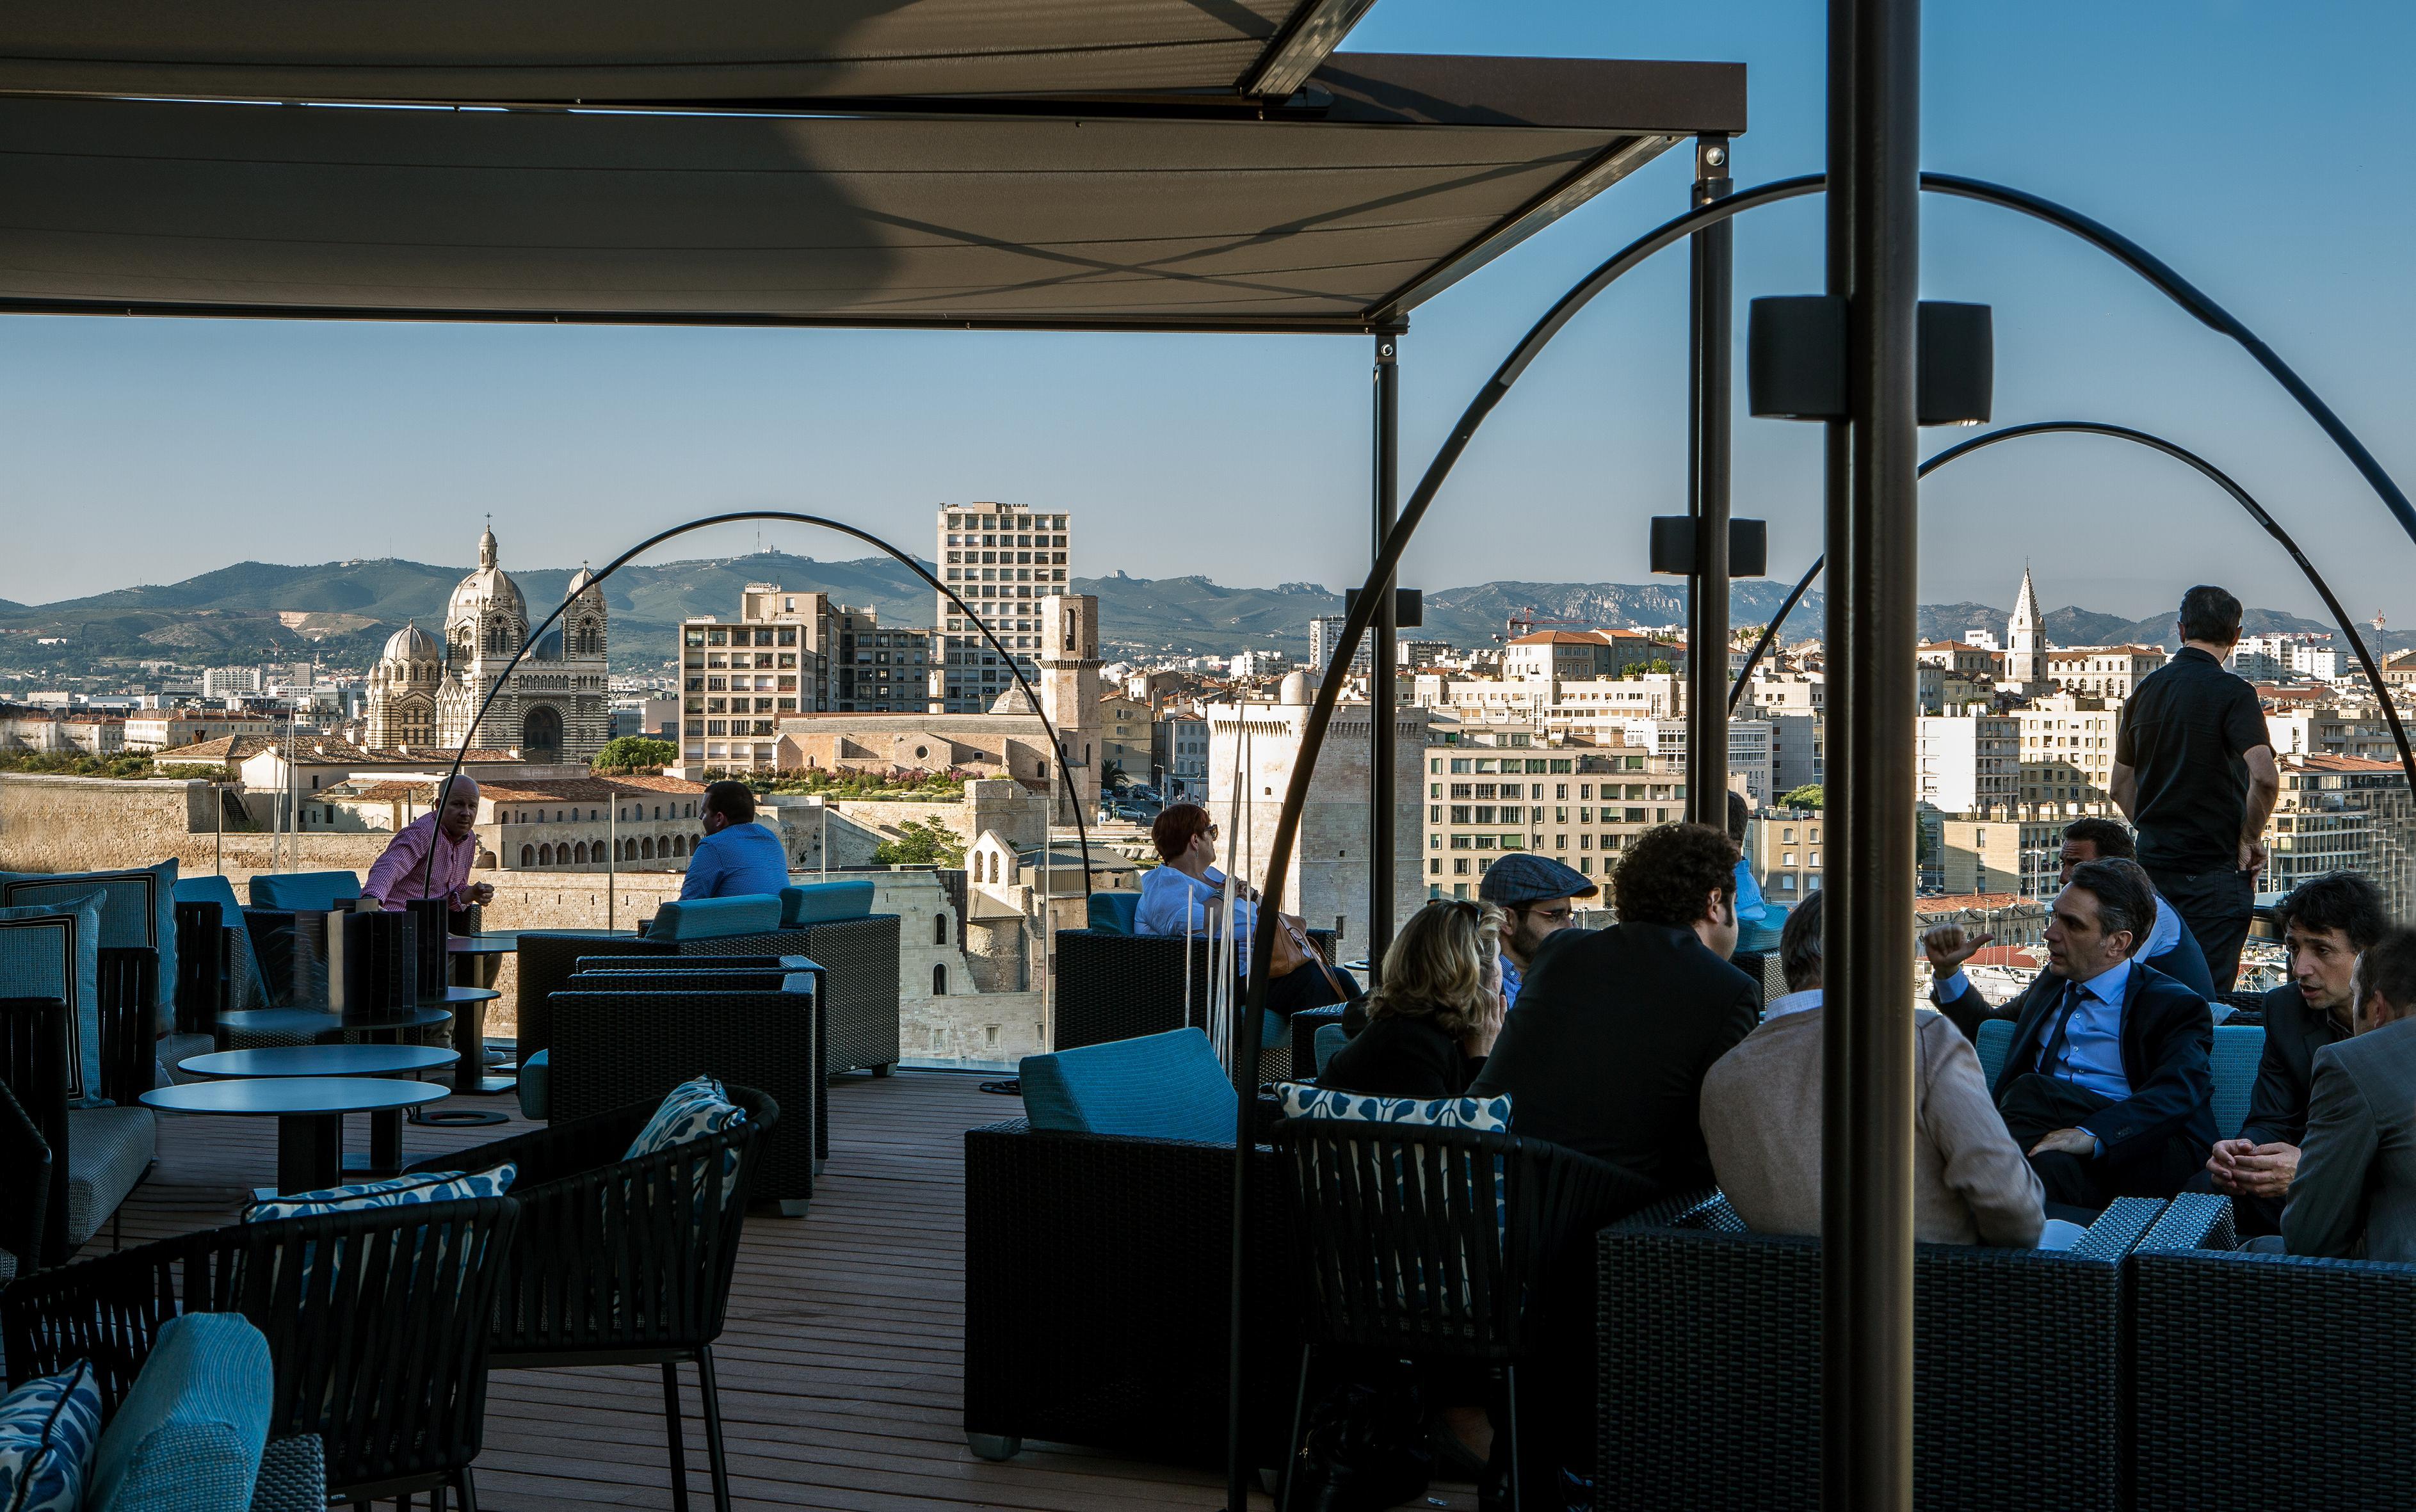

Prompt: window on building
[{"left": 933, "top": 964, "right": 948, "bottom": 995}]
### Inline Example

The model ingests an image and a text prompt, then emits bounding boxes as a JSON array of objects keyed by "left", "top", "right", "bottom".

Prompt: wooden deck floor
[{"left": 98, "top": 1072, "right": 1299, "bottom": 1512}]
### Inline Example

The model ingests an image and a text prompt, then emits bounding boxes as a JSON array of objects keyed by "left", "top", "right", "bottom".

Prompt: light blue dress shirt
[
  {"left": 1732, "top": 858, "right": 1769, "bottom": 923},
  {"left": 2043, "top": 957, "right": 2135, "bottom": 1104},
  {"left": 2138, "top": 892, "right": 2182, "bottom": 963},
  {"left": 678, "top": 820, "right": 793, "bottom": 901},
  {"left": 1136, "top": 865, "right": 1257, "bottom": 973},
  {"left": 1500, "top": 956, "right": 1524, "bottom": 1010}
]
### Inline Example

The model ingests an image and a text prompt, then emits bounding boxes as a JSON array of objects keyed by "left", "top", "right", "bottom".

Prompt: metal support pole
[
  {"left": 1369, "top": 332, "right": 1402, "bottom": 979},
  {"left": 1822, "top": 0, "right": 1919, "bottom": 1508},
  {"left": 1687, "top": 135, "right": 1735, "bottom": 827}
]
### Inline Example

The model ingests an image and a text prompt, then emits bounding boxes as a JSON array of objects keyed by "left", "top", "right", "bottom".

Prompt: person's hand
[
  {"left": 2029, "top": 1127, "right": 2097, "bottom": 1158},
  {"left": 1922, "top": 924, "right": 1995, "bottom": 978},
  {"left": 2228, "top": 1142, "right": 2301, "bottom": 1198},
  {"left": 467, "top": 881, "right": 495, "bottom": 906},
  {"left": 2240, "top": 836, "right": 2270, "bottom": 874},
  {"left": 2203, "top": 1137, "right": 2255, "bottom": 1194},
  {"left": 1464, "top": 985, "right": 1506, "bottom": 1060}
]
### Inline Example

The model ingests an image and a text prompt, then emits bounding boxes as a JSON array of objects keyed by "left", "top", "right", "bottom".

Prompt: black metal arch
[
  {"left": 417, "top": 510, "right": 1093, "bottom": 906},
  {"left": 1222, "top": 170, "right": 2416, "bottom": 1507},
  {"left": 1727, "top": 421, "right": 2416, "bottom": 792}
]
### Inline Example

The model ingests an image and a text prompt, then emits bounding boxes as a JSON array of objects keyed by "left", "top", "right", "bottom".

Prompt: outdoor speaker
[
  {"left": 1747, "top": 295, "right": 1995, "bottom": 426},
  {"left": 1650, "top": 517, "right": 1769, "bottom": 577},
  {"left": 1342, "top": 586, "right": 1424, "bottom": 627},
  {"left": 327, "top": 907, "right": 416, "bottom": 1017}
]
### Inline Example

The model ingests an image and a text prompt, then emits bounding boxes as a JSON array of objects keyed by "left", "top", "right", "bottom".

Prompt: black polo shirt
[{"left": 2114, "top": 646, "right": 2271, "bottom": 874}]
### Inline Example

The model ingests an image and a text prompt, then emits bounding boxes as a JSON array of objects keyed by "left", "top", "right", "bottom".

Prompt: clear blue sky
[{"left": 6, "top": 1, "right": 2416, "bottom": 629}]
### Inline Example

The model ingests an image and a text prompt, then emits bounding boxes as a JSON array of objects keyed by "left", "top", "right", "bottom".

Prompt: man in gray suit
[{"left": 2283, "top": 926, "right": 2416, "bottom": 1262}]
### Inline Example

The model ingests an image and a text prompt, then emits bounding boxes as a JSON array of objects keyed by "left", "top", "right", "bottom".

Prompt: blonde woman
[{"left": 1321, "top": 899, "right": 1509, "bottom": 1098}]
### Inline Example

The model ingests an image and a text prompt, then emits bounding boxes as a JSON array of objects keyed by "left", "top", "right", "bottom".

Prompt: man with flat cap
[{"left": 1476, "top": 851, "right": 1597, "bottom": 1011}]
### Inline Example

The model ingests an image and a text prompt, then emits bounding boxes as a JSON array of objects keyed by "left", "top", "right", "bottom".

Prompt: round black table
[
  {"left": 217, "top": 1006, "right": 455, "bottom": 1041},
  {"left": 143, "top": 1076, "right": 448, "bottom": 1194},
  {"left": 422, "top": 986, "right": 513, "bottom": 1098},
  {"left": 179, "top": 1043, "right": 462, "bottom": 1175}
]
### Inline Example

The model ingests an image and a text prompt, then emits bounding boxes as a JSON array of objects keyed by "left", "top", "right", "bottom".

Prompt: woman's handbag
[{"left": 1268, "top": 910, "right": 1351, "bottom": 1000}]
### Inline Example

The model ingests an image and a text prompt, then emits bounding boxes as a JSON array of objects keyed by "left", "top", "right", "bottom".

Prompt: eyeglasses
[{"left": 1520, "top": 905, "right": 1575, "bottom": 923}]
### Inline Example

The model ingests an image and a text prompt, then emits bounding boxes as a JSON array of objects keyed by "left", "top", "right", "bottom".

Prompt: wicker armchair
[
  {"left": 961, "top": 1120, "right": 1299, "bottom": 1470},
  {"left": 405, "top": 1088, "right": 777, "bottom": 1512},
  {"left": 1, "top": 971, "right": 156, "bottom": 1265},
  {"left": 1054, "top": 928, "right": 1339, "bottom": 1081},
  {"left": 669, "top": 916, "right": 903, "bottom": 1075},
  {"left": 0, "top": 1081, "right": 49, "bottom": 1283},
  {"left": 547, "top": 985, "right": 819, "bottom": 1212},
  {"left": 511, "top": 931, "right": 675, "bottom": 1062},
  {"left": 1273, "top": 1118, "right": 1658, "bottom": 1510},
  {"left": 1595, "top": 1194, "right": 2168, "bottom": 1512},
  {"left": 2128, "top": 1193, "right": 2413, "bottom": 1511},
  {"left": 1, "top": 1196, "right": 520, "bottom": 1508},
  {"left": 565, "top": 966, "right": 828, "bottom": 1164}
]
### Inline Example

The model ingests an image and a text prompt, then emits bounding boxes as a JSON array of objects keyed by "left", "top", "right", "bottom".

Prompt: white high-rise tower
[{"left": 2005, "top": 564, "right": 2046, "bottom": 686}]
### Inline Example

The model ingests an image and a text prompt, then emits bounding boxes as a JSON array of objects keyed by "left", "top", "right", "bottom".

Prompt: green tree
[
  {"left": 593, "top": 736, "right": 678, "bottom": 773},
  {"left": 1780, "top": 783, "right": 1824, "bottom": 810},
  {"left": 871, "top": 817, "right": 968, "bottom": 869}
]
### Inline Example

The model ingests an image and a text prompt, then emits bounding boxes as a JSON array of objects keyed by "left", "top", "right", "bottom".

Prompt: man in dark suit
[
  {"left": 1470, "top": 820, "right": 1759, "bottom": 1198},
  {"left": 2056, "top": 817, "right": 2216, "bottom": 998},
  {"left": 2198, "top": 871, "right": 2388, "bottom": 1235},
  {"left": 2284, "top": 926, "right": 2416, "bottom": 1262},
  {"left": 1924, "top": 858, "right": 2215, "bottom": 1210}
]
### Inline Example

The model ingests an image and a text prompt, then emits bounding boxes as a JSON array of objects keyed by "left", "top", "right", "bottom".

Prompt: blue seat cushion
[
  {"left": 517, "top": 1049, "right": 551, "bottom": 1122},
  {"left": 0, "top": 893, "right": 105, "bottom": 1106},
  {"left": 1086, "top": 892, "right": 1141, "bottom": 935},
  {"left": 649, "top": 895, "right": 780, "bottom": 941},
  {"left": 1974, "top": 1016, "right": 2017, "bottom": 1091},
  {"left": 246, "top": 873, "right": 361, "bottom": 912},
  {"left": 243, "top": 1165, "right": 515, "bottom": 1223},
  {"left": 86, "top": 1314, "right": 270, "bottom": 1512},
  {"left": 172, "top": 874, "right": 243, "bottom": 930},
  {"left": 1019, "top": 1027, "right": 1237, "bottom": 1143},
  {"left": 1734, "top": 900, "right": 1788, "bottom": 957},
  {"left": 0, "top": 1360, "right": 101, "bottom": 1512},
  {"left": 0, "top": 862, "right": 176, "bottom": 1040},
  {"left": 778, "top": 880, "right": 875, "bottom": 927}
]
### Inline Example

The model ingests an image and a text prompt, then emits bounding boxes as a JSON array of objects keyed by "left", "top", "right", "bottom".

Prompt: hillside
[{"left": 0, "top": 551, "right": 2378, "bottom": 675}]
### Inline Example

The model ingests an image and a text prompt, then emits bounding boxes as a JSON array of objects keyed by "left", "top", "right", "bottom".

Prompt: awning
[
  {"left": 0, "top": 0, "right": 1372, "bottom": 105},
  {"left": 0, "top": 54, "right": 1744, "bottom": 332}
]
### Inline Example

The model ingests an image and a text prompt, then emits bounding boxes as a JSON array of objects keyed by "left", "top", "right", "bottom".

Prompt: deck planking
[{"left": 84, "top": 1072, "right": 1427, "bottom": 1511}]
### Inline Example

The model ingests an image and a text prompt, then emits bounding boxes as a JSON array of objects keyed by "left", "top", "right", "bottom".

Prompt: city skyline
[{"left": 8, "top": 3, "right": 2416, "bottom": 629}]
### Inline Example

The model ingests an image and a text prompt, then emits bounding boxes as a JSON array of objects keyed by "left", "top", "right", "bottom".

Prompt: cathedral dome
[
  {"left": 565, "top": 564, "right": 600, "bottom": 598},
  {"left": 448, "top": 524, "right": 526, "bottom": 622},
  {"left": 380, "top": 621, "right": 442, "bottom": 663}
]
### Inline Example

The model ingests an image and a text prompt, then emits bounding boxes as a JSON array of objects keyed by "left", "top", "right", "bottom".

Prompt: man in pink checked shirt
[{"left": 362, "top": 774, "right": 497, "bottom": 915}]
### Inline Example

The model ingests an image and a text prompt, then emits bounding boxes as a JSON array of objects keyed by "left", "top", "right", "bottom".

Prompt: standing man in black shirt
[{"left": 2111, "top": 585, "right": 2280, "bottom": 992}]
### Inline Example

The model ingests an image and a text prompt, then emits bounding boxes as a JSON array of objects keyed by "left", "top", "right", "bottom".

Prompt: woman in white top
[{"left": 1136, "top": 803, "right": 1356, "bottom": 1018}]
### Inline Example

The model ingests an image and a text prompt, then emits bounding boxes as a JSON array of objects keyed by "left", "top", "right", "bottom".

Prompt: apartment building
[
  {"left": 2049, "top": 645, "right": 2166, "bottom": 699},
  {"left": 1421, "top": 729, "right": 1685, "bottom": 896},
  {"left": 1615, "top": 717, "right": 1775, "bottom": 805},
  {"left": 1915, "top": 712, "right": 2018, "bottom": 814},
  {"left": 935, "top": 503, "right": 1072, "bottom": 711},
  {"left": 1153, "top": 710, "right": 1208, "bottom": 800},
  {"left": 2267, "top": 704, "right": 2406, "bottom": 764},
  {"left": 1746, "top": 807, "right": 1823, "bottom": 905},
  {"left": 2014, "top": 695, "right": 2121, "bottom": 810},
  {"left": 2266, "top": 753, "right": 2415, "bottom": 915},
  {"left": 1929, "top": 811, "right": 2070, "bottom": 899},
  {"left": 1501, "top": 629, "right": 1679, "bottom": 682}
]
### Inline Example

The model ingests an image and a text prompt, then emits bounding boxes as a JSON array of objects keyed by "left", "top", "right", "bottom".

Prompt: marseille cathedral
[{"left": 362, "top": 524, "right": 610, "bottom": 762}]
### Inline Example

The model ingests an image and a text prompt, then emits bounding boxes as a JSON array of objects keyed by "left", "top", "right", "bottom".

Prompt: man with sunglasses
[{"left": 1476, "top": 853, "right": 1595, "bottom": 1009}]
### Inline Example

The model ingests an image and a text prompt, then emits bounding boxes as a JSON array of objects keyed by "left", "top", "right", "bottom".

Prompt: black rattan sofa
[
  {"left": 1596, "top": 1194, "right": 2168, "bottom": 1512},
  {"left": 1053, "top": 927, "right": 1341, "bottom": 1081}
]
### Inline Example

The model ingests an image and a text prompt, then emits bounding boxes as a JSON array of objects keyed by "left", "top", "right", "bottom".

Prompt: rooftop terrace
[{"left": 93, "top": 1070, "right": 1465, "bottom": 1512}]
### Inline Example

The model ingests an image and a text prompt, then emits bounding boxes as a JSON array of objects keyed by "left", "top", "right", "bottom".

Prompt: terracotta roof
[
  {"left": 1969, "top": 945, "right": 2044, "bottom": 969},
  {"left": 2286, "top": 753, "right": 2404, "bottom": 773},
  {"left": 1508, "top": 630, "right": 1606, "bottom": 646},
  {"left": 329, "top": 774, "right": 704, "bottom": 804},
  {"left": 1913, "top": 892, "right": 2027, "bottom": 915}
]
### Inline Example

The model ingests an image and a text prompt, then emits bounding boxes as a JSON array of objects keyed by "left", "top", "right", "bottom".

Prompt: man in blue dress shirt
[
  {"left": 1924, "top": 858, "right": 2216, "bottom": 1212},
  {"left": 679, "top": 780, "right": 793, "bottom": 901}
]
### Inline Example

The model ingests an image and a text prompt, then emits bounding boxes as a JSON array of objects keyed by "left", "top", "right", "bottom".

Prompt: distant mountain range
[{"left": 0, "top": 552, "right": 2377, "bottom": 677}]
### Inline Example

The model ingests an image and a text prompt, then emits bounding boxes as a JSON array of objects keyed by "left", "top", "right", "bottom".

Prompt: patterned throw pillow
[
  {"left": 624, "top": 1075, "right": 748, "bottom": 1209},
  {"left": 242, "top": 1165, "right": 517, "bottom": 1223},
  {"left": 1274, "top": 1082, "right": 1511, "bottom": 1132},
  {"left": 0, "top": 894, "right": 105, "bottom": 1107},
  {"left": 0, "top": 1362, "right": 101, "bottom": 1512}
]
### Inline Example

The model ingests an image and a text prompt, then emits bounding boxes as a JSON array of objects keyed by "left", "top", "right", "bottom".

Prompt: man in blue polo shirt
[
  {"left": 679, "top": 780, "right": 793, "bottom": 900},
  {"left": 1476, "top": 853, "right": 1596, "bottom": 1009}
]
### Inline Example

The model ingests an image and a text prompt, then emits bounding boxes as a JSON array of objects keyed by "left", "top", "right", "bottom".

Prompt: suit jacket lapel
[{"left": 2003, "top": 973, "right": 2063, "bottom": 1079}]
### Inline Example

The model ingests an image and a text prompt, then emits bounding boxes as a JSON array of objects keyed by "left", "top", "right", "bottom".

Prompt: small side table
[
  {"left": 177, "top": 1043, "right": 460, "bottom": 1176},
  {"left": 143, "top": 1076, "right": 448, "bottom": 1194}
]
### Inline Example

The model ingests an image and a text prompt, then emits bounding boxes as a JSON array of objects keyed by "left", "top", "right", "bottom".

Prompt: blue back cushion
[
  {"left": 0, "top": 863, "right": 176, "bottom": 1029},
  {"left": 650, "top": 895, "right": 780, "bottom": 940},
  {"left": 1734, "top": 900, "right": 1787, "bottom": 957},
  {"left": 778, "top": 880, "right": 874, "bottom": 927},
  {"left": 2211, "top": 1024, "right": 2265, "bottom": 1141},
  {"left": 86, "top": 1314, "right": 270, "bottom": 1512},
  {"left": 246, "top": 872, "right": 360, "bottom": 912},
  {"left": 0, "top": 894, "right": 105, "bottom": 1106},
  {"left": 1974, "top": 1016, "right": 2016, "bottom": 1091},
  {"left": 1313, "top": 1023, "right": 1351, "bottom": 1077},
  {"left": 172, "top": 875, "right": 243, "bottom": 931},
  {"left": 1086, "top": 892, "right": 1141, "bottom": 935},
  {"left": 1019, "top": 1027, "right": 1237, "bottom": 1143}
]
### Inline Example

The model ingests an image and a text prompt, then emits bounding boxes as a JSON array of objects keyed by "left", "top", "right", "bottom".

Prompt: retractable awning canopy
[
  {"left": 0, "top": 0, "right": 1380, "bottom": 104},
  {"left": 0, "top": 10, "right": 1745, "bottom": 334}
]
